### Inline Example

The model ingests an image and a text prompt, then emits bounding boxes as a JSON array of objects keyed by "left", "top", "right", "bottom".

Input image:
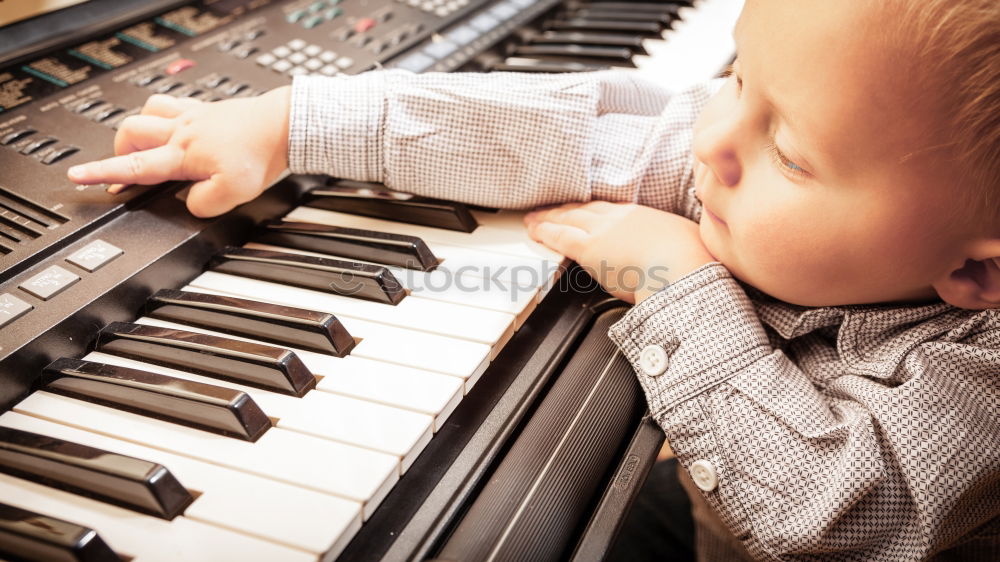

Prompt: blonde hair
[{"left": 894, "top": 0, "right": 1000, "bottom": 223}]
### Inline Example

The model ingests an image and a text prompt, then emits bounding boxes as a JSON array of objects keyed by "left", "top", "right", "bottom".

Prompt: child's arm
[
  {"left": 69, "top": 70, "right": 716, "bottom": 217},
  {"left": 540, "top": 213, "right": 1000, "bottom": 558}
]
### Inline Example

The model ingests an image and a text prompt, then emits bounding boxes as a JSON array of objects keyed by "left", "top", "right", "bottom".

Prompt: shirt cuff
[
  {"left": 288, "top": 71, "right": 396, "bottom": 181},
  {"left": 607, "top": 263, "right": 770, "bottom": 415}
]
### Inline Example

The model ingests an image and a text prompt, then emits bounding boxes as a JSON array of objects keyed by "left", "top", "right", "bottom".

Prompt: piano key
[
  {"left": 0, "top": 501, "right": 120, "bottom": 562},
  {"left": 14, "top": 391, "right": 400, "bottom": 519},
  {"left": 303, "top": 183, "right": 479, "bottom": 232},
  {"left": 255, "top": 219, "right": 440, "bottom": 271},
  {"left": 244, "top": 241, "right": 539, "bottom": 325},
  {"left": 565, "top": 9, "right": 675, "bottom": 26},
  {"left": 289, "top": 205, "right": 563, "bottom": 263},
  {"left": 96, "top": 322, "right": 317, "bottom": 397},
  {"left": 530, "top": 30, "right": 647, "bottom": 50},
  {"left": 510, "top": 44, "right": 636, "bottom": 64},
  {"left": 1, "top": 412, "right": 362, "bottom": 558},
  {"left": 189, "top": 271, "right": 516, "bottom": 350},
  {"left": 132, "top": 316, "right": 465, "bottom": 429},
  {"left": 0, "top": 426, "right": 192, "bottom": 520},
  {"left": 87, "top": 351, "right": 435, "bottom": 472},
  {"left": 0, "top": 472, "right": 316, "bottom": 562},
  {"left": 490, "top": 58, "right": 612, "bottom": 73},
  {"left": 146, "top": 289, "right": 356, "bottom": 357},
  {"left": 41, "top": 358, "right": 272, "bottom": 442},
  {"left": 544, "top": 19, "right": 663, "bottom": 35},
  {"left": 211, "top": 246, "right": 406, "bottom": 305},
  {"left": 571, "top": 1, "right": 686, "bottom": 13}
]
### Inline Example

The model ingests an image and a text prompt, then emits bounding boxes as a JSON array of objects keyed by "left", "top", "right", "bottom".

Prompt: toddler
[{"left": 67, "top": 0, "right": 1000, "bottom": 559}]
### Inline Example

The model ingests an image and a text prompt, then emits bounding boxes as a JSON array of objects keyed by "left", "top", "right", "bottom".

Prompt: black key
[
  {"left": 304, "top": 181, "right": 479, "bottom": 233},
  {"left": 96, "top": 322, "right": 317, "bottom": 397},
  {"left": 0, "top": 426, "right": 193, "bottom": 520},
  {"left": 544, "top": 19, "right": 663, "bottom": 34},
  {"left": 211, "top": 246, "right": 406, "bottom": 305},
  {"left": 492, "top": 59, "right": 610, "bottom": 73},
  {"left": 41, "top": 358, "right": 271, "bottom": 442},
  {"left": 147, "top": 289, "right": 356, "bottom": 357},
  {"left": 534, "top": 30, "right": 646, "bottom": 50},
  {"left": 0, "top": 502, "right": 121, "bottom": 561},
  {"left": 572, "top": 2, "right": 685, "bottom": 13},
  {"left": 511, "top": 44, "right": 636, "bottom": 63},
  {"left": 256, "top": 219, "right": 439, "bottom": 271},
  {"left": 565, "top": 9, "right": 674, "bottom": 25}
]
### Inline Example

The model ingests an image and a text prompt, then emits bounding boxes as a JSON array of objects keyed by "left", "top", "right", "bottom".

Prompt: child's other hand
[
  {"left": 525, "top": 202, "right": 715, "bottom": 304},
  {"left": 67, "top": 86, "right": 291, "bottom": 218}
]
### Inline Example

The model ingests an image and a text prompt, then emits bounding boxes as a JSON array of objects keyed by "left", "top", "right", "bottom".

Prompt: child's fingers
[
  {"left": 526, "top": 206, "right": 601, "bottom": 232},
  {"left": 139, "top": 94, "right": 202, "bottom": 118},
  {"left": 114, "top": 115, "right": 176, "bottom": 156},
  {"left": 185, "top": 175, "right": 256, "bottom": 218},
  {"left": 67, "top": 145, "right": 185, "bottom": 185},
  {"left": 526, "top": 221, "right": 589, "bottom": 259}
]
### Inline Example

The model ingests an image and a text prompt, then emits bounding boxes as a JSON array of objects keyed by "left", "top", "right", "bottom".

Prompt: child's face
[{"left": 692, "top": 0, "right": 974, "bottom": 307}]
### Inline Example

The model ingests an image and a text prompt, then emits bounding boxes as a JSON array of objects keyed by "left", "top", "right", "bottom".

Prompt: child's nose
[{"left": 693, "top": 121, "right": 743, "bottom": 188}]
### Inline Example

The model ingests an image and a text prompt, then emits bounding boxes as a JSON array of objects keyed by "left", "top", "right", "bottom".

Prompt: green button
[
  {"left": 303, "top": 15, "right": 324, "bottom": 28},
  {"left": 286, "top": 9, "right": 306, "bottom": 22},
  {"left": 309, "top": 1, "right": 326, "bottom": 12},
  {"left": 325, "top": 7, "right": 343, "bottom": 19}
]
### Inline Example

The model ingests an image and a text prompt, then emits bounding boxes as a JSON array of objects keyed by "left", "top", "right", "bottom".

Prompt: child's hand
[
  {"left": 67, "top": 86, "right": 291, "bottom": 218},
  {"left": 525, "top": 202, "right": 716, "bottom": 303}
]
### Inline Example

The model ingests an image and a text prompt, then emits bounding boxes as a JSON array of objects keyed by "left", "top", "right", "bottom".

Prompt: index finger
[{"left": 67, "top": 145, "right": 187, "bottom": 186}]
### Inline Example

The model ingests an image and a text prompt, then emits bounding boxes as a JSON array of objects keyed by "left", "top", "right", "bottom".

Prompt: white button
[
  {"left": 336, "top": 56, "right": 354, "bottom": 69},
  {"left": 288, "top": 52, "right": 308, "bottom": 64},
  {"left": 255, "top": 53, "right": 277, "bottom": 66},
  {"left": 304, "top": 44, "right": 323, "bottom": 56},
  {"left": 321, "top": 64, "right": 339, "bottom": 76},
  {"left": 288, "top": 38, "right": 307, "bottom": 50},
  {"left": 304, "top": 58, "right": 323, "bottom": 70},
  {"left": 638, "top": 344, "right": 669, "bottom": 376},
  {"left": 690, "top": 459, "right": 718, "bottom": 491},
  {"left": 272, "top": 45, "right": 292, "bottom": 58},
  {"left": 320, "top": 50, "right": 338, "bottom": 62}
]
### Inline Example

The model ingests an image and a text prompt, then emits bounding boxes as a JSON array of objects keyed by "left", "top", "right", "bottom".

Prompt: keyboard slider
[
  {"left": 0, "top": 426, "right": 193, "bottom": 520},
  {"left": 96, "top": 321, "right": 317, "bottom": 397},
  {"left": 210, "top": 246, "right": 406, "bottom": 305},
  {"left": 146, "top": 289, "right": 356, "bottom": 357},
  {"left": 41, "top": 358, "right": 271, "bottom": 441},
  {"left": 256, "top": 219, "right": 440, "bottom": 271},
  {"left": 304, "top": 182, "right": 479, "bottom": 233}
]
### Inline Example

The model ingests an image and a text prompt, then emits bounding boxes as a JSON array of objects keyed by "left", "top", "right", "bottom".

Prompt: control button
[
  {"left": 222, "top": 83, "right": 249, "bottom": 96},
  {"left": 286, "top": 9, "right": 306, "bottom": 23},
  {"left": 133, "top": 74, "right": 163, "bottom": 87},
  {"left": 308, "top": 1, "right": 326, "bottom": 12},
  {"left": 185, "top": 89, "right": 205, "bottom": 98},
  {"left": 1, "top": 128, "right": 36, "bottom": 145},
  {"left": 217, "top": 38, "right": 240, "bottom": 51},
  {"left": 244, "top": 29, "right": 265, "bottom": 40},
  {"left": 74, "top": 99, "right": 105, "bottom": 113},
  {"left": 304, "top": 59, "right": 323, "bottom": 71},
  {"left": 154, "top": 81, "right": 182, "bottom": 94},
  {"left": 233, "top": 46, "right": 258, "bottom": 59},
  {"left": 19, "top": 265, "right": 80, "bottom": 300},
  {"left": 0, "top": 293, "right": 32, "bottom": 328},
  {"left": 396, "top": 52, "right": 436, "bottom": 73},
  {"left": 288, "top": 52, "right": 307, "bottom": 65},
  {"left": 94, "top": 107, "right": 124, "bottom": 122},
  {"left": 303, "top": 15, "right": 323, "bottom": 28},
  {"left": 445, "top": 25, "right": 479, "bottom": 46},
  {"left": 320, "top": 65, "right": 338, "bottom": 76},
  {"left": 304, "top": 44, "right": 322, "bottom": 57},
  {"left": 272, "top": 60, "right": 293, "bottom": 73},
  {"left": 325, "top": 7, "right": 343, "bottom": 20},
  {"left": 424, "top": 39, "right": 458, "bottom": 59},
  {"left": 435, "top": 7, "right": 449, "bottom": 16},
  {"left": 335, "top": 56, "right": 354, "bottom": 69},
  {"left": 41, "top": 146, "right": 81, "bottom": 165},
  {"left": 377, "top": 10, "right": 393, "bottom": 22},
  {"left": 165, "top": 59, "right": 196, "bottom": 75},
  {"left": 334, "top": 27, "right": 355, "bottom": 41},
  {"left": 353, "top": 35, "right": 372, "bottom": 47},
  {"left": 288, "top": 38, "right": 307, "bottom": 50},
  {"left": 202, "top": 75, "right": 230, "bottom": 88},
  {"left": 690, "top": 460, "right": 719, "bottom": 492},
  {"left": 272, "top": 45, "right": 292, "bottom": 58},
  {"left": 469, "top": 13, "right": 500, "bottom": 32},
  {"left": 320, "top": 50, "right": 338, "bottom": 63},
  {"left": 354, "top": 18, "right": 377, "bottom": 33},
  {"left": 509, "top": 0, "right": 537, "bottom": 7},
  {"left": 20, "top": 136, "right": 58, "bottom": 155},
  {"left": 65, "top": 239, "right": 124, "bottom": 272},
  {"left": 638, "top": 344, "right": 669, "bottom": 376},
  {"left": 490, "top": 2, "right": 519, "bottom": 19},
  {"left": 256, "top": 53, "right": 278, "bottom": 67},
  {"left": 369, "top": 41, "right": 387, "bottom": 54},
  {"left": 288, "top": 67, "right": 309, "bottom": 76}
]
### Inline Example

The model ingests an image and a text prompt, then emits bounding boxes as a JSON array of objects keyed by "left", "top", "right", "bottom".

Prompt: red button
[
  {"left": 354, "top": 18, "right": 376, "bottom": 33},
  {"left": 165, "top": 59, "right": 196, "bottom": 75}
]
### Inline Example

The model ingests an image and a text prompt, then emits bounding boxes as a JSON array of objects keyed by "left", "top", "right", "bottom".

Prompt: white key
[
  {"left": 287, "top": 206, "right": 563, "bottom": 262},
  {"left": 14, "top": 391, "right": 398, "bottom": 520},
  {"left": 133, "top": 315, "right": 464, "bottom": 429},
  {"left": 0, "top": 472, "right": 315, "bottom": 562},
  {"left": 189, "top": 271, "right": 516, "bottom": 350},
  {"left": 180, "top": 284, "right": 491, "bottom": 385},
  {"left": 244, "top": 241, "right": 540, "bottom": 324},
  {"left": 86, "top": 351, "right": 434, "bottom": 472},
  {"left": 0, "top": 411, "right": 362, "bottom": 558}
]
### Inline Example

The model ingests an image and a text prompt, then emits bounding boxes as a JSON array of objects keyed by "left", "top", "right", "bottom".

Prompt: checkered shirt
[{"left": 288, "top": 70, "right": 1000, "bottom": 561}]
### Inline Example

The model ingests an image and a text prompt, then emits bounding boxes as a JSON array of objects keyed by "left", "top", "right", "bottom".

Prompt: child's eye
[
  {"left": 766, "top": 141, "right": 807, "bottom": 177},
  {"left": 721, "top": 64, "right": 743, "bottom": 94}
]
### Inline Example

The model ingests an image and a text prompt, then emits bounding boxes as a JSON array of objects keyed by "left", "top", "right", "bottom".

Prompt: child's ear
[{"left": 933, "top": 239, "right": 1000, "bottom": 310}]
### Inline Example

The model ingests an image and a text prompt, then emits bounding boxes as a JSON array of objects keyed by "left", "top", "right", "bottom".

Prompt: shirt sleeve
[
  {"left": 287, "top": 69, "right": 719, "bottom": 214},
  {"left": 608, "top": 264, "right": 1000, "bottom": 560}
]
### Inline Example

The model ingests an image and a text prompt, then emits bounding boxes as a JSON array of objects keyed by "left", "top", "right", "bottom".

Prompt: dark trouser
[{"left": 607, "top": 458, "right": 696, "bottom": 562}]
